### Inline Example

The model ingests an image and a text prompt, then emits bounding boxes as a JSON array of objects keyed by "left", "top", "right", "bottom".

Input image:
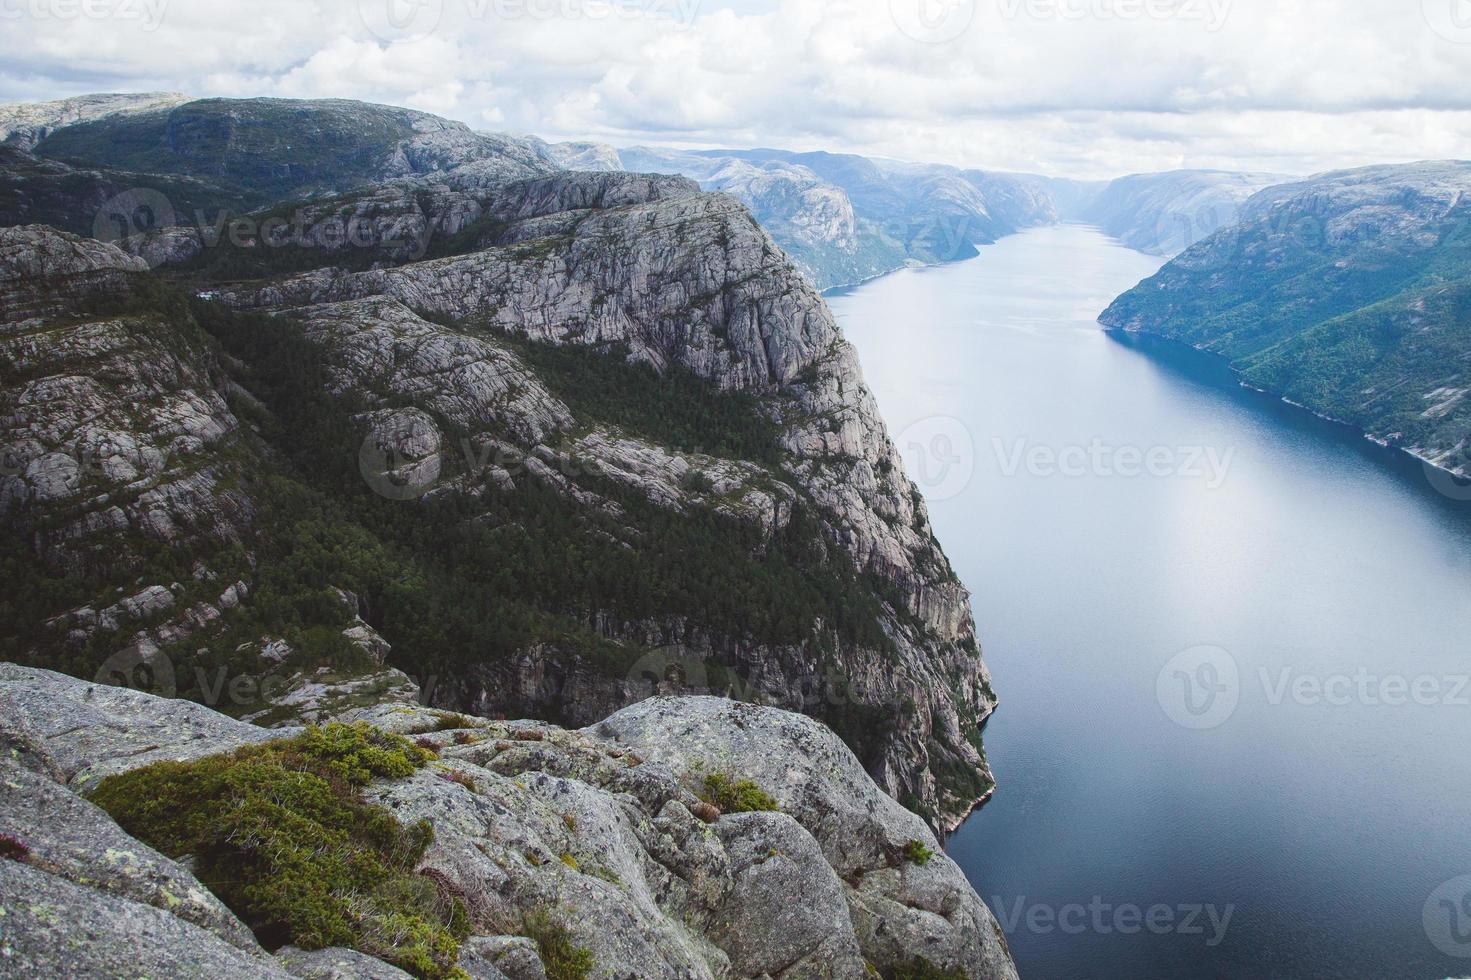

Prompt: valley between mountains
[{"left": 3, "top": 90, "right": 1470, "bottom": 980}]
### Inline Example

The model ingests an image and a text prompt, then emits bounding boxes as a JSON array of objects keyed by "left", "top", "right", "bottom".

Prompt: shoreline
[{"left": 1105, "top": 326, "right": 1471, "bottom": 490}]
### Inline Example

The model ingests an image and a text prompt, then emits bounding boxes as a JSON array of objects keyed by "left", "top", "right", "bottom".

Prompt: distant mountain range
[
  {"left": 0, "top": 91, "right": 1304, "bottom": 291},
  {"left": 535, "top": 140, "right": 1289, "bottom": 288}
]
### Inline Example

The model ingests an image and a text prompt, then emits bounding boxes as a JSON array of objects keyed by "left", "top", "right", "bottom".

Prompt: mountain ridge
[{"left": 1100, "top": 160, "right": 1471, "bottom": 482}]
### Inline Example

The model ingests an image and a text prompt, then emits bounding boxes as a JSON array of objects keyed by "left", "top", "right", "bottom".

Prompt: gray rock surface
[
  {"left": 458, "top": 936, "right": 540, "bottom": 979},
  {"left": 0, "top": 860, "right": 293, "bottom": 979},
  {"left": 596, "top": 696, "right": 1017, "bottom": 980},
  {"left": 274, "top": 945, "right": 416, "bottom": 979},
  {"left": 0, "top": 760, "right": 257, "bottom": 949},
  {"left": 0, "top": 663, "right": 281, "bottom": 790},
  {"left": 0, "top": 665, "right": 1018, "bottom": 979},
  {"left": 215, "top": 168, "right": 995, "bottom": 829}
]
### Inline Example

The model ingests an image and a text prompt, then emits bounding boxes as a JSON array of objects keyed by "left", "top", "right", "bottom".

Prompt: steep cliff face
[
  {"left": 0, "top": 663, "right": 1019, "bottom": 979},
  {"left": 1, "top": 99, "right": 999, "bottom": 834},
  {"left": 1100, "top": 161, "right": 1471, "bottom": 479},
  {"left": 212, "top": 169, "right": 997, "bottom": 830}
]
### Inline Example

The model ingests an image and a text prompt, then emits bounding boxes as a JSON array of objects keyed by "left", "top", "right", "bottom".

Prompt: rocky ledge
[{"left": 0, "top": 663, "right": 1016, "bottom": 979}]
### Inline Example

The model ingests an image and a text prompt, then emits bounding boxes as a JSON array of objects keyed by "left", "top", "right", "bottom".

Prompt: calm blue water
[{"left": 828, "top": 225, "right": 1471, "bottom": 980}]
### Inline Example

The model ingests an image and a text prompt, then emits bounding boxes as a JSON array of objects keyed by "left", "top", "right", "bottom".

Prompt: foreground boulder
[{"left": 0, "top": 664, "right": 1016, "bottom": 978}]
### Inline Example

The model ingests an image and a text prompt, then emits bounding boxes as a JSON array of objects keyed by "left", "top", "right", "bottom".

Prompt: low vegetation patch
[
  {"left": 0, "top": 833, "right": 30, "bottom": 861},
  {"left": 438, "top": 769, "right": 478, "bottom": 793},
  {"left": 89, "top": 723, "right": 471, "bottom": 979},
  {"left": 700, "top": 772, "right": 780, "bottom": 814},
  {"left": 521, "top": 910, "right": 594, "bottom": 980},
  {"left": 891, "top": 957, "right": 968, "bottom": 980},
  {"left": 901, "top": 839, "right": 935, "bottom": 866}
]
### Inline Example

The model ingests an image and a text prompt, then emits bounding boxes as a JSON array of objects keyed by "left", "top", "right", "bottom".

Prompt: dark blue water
[{"left": 828, "top": 225, "right": 1471, "bottom": 980}]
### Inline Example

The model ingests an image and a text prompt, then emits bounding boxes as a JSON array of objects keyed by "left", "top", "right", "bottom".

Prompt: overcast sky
[{"left": 2, "top": 0, "right": 1470, "bottom": 178}]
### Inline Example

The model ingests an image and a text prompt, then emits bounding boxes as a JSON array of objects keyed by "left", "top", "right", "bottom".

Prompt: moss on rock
[{"left": 88, "top": 722, "right": 469, "bottom": 979}]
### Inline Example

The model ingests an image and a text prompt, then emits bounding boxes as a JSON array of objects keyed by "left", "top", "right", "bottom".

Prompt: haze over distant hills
[{"left": 535, "top": 137, "right": 1293, "bottom": 288}]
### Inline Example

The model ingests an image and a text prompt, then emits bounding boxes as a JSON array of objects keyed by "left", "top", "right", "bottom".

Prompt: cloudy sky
[{"left": 2, "top": 0, "right": 1470, "bottom": 178}]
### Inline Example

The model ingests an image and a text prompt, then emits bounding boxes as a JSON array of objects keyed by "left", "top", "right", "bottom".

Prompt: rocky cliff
[
  {"left": 0, "top": 662, "right": 1018, "bottom": 979},
  {"left": 1, "top": 97, "right": 1000, "bottom": 837},
  {"left": 1100, "top": 161, "right": 1471, "bottom": 479}
]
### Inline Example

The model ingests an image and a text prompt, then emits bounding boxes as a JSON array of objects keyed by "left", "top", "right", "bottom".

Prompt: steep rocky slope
[
  {"left": 1101, "top": 161, "right": 1471, "bottom": 479},
  {"left": 204, "top": 167, "right": 998, "bottom": 829},
  {"left": 1, "top": 96, "right": 999, "bottom": 835},
  {"left": 0, "top": 662, "right": 1018, "bottom": 979}
]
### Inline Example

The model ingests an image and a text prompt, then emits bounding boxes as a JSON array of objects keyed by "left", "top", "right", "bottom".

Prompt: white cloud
[{"left": 1, "top": 0, "right": 1468, "bottom": 177}]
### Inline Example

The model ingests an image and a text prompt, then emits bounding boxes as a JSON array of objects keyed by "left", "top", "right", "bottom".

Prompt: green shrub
[
  {"left": 521, "top": 910, "right": 594, "bottom": 980},
  {"left": 89, "top": 723, "right": 467, "bottom": 979},
  {"left": 700, "top": 772, "right": 779, "bottom": 814},
  {"left": 892, "top": 956, "right": 968, "bottom": 980},
  {"left": 901, "top": 839, "right": 935, "bottom": 866}
]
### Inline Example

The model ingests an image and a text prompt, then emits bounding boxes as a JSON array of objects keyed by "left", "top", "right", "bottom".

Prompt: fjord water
[{"left": 827, "top": 225, "right": 1471, "bottom": 980}]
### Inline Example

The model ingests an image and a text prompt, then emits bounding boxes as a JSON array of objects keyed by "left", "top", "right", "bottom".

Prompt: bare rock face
[
  {"left": 0, "top": 861, "right": 296, "bottom": 979},
  {"left": 0, "top": 664, "right": 282, "bottom": 789},
  {"left": 0, "top": 664, "right": 1018, "bottom": 979},
  {"left": 218, "top": 170, "right": 995, "bottom": 830},
  {"left": 0, "top": 222, "right": 147, "bottom": 318},
  {"left": 0, "top": 760, "right": 259, "bottom": 949},
  {"left": 0, "top": 227, "right": 254, "bottom": 577},
  {"left": 595, "top": 696, "right": 1017, "bottom": 980}
]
